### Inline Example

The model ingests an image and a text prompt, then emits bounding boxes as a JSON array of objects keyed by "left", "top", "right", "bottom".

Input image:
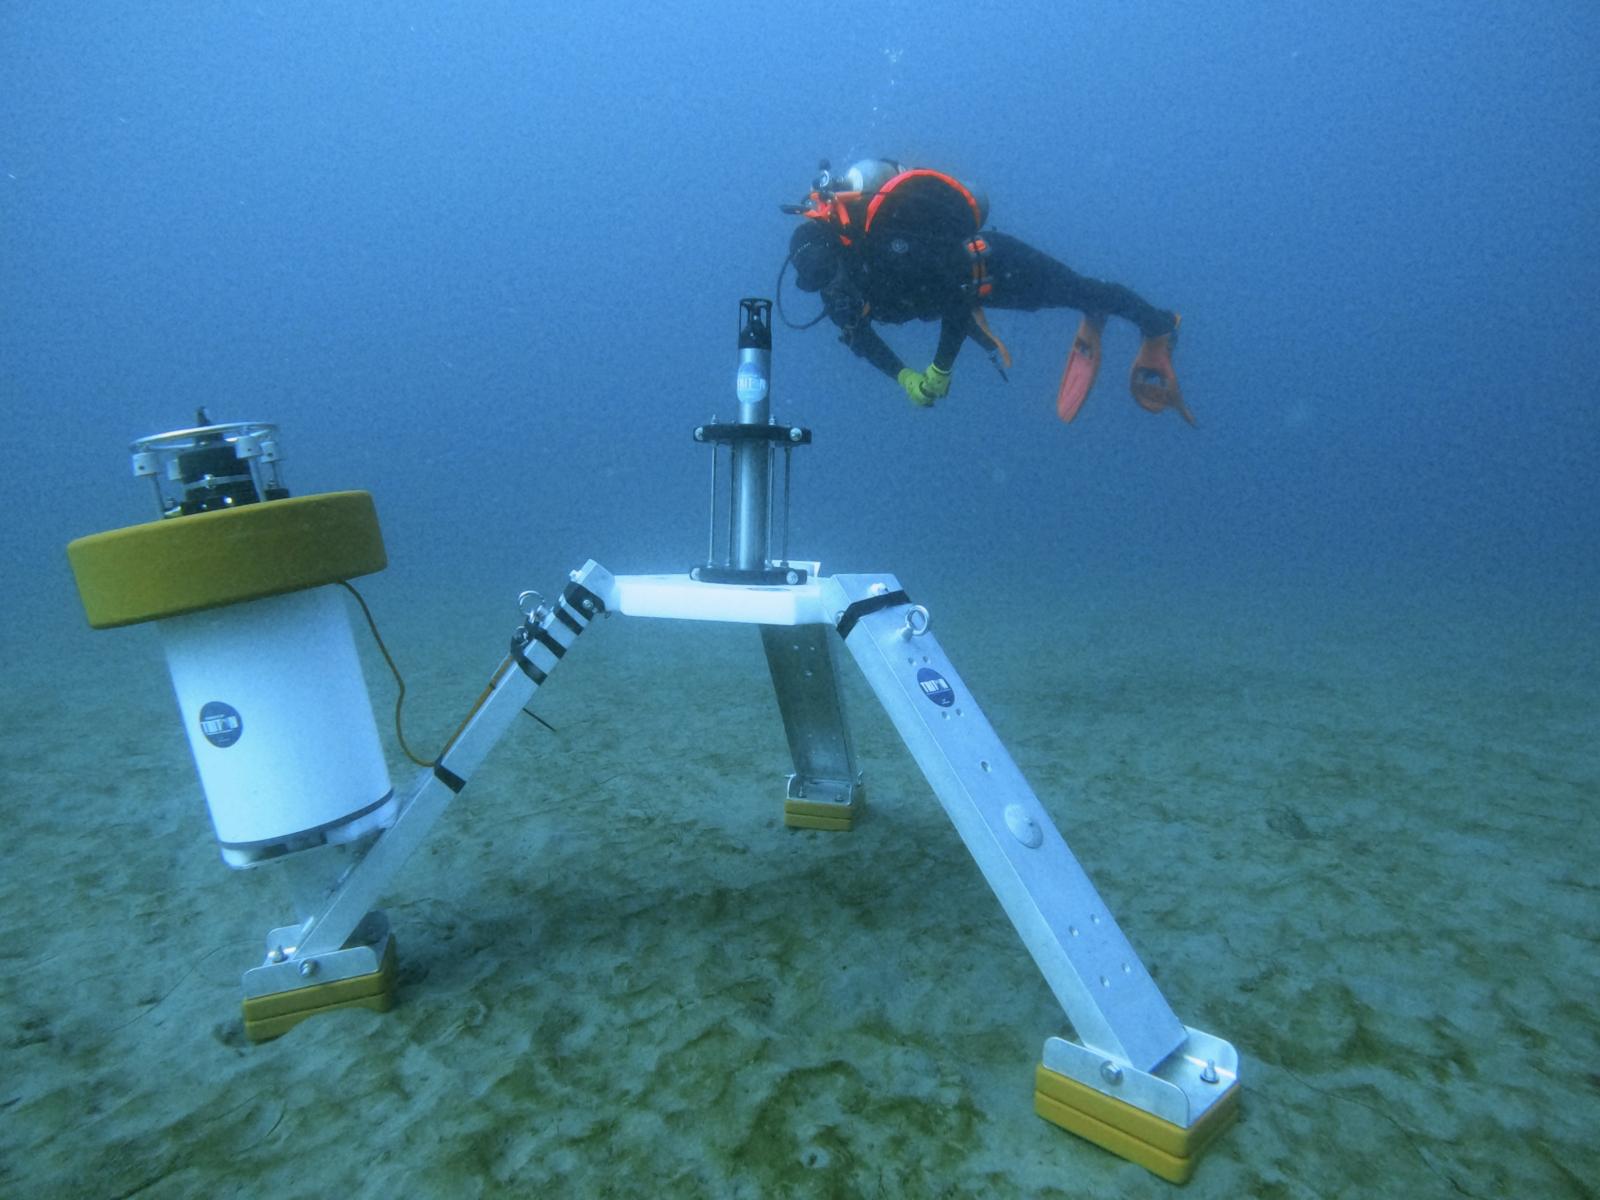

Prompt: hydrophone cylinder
[
  {"left": 67, "top": 423, "right": 397, "bottom": 869},
  {"left": 161, "top": 586, "right": 395, "bottom": 867},
  {"left": 733, "top": 298, "right": 773, "bottom": 572}
]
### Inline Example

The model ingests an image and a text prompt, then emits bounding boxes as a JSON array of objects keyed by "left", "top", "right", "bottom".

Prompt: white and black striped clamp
[{"left": 510, "top": 580, "right": 607, "bottom": 685}]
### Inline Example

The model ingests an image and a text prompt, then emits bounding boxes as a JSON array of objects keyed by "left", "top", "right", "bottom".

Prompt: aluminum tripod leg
[
  {"left": 821, "top": 573, "right": 1239, "bottom": 1181},
  {"left": 237, "top": 561, "right": 616, "bottom": 1040},
  {"left": 759, "top": 623, "right": 864, "bottom": 830}
]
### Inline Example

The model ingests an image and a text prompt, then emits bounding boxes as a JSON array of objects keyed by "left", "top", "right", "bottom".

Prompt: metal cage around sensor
[{"left": 132, "top": 421, "right": 289, "bottom": 517}]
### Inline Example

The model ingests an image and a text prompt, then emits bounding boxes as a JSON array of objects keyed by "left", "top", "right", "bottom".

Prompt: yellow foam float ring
[{"left": 67, "top": 491, "right": 386, "bottom": 629}]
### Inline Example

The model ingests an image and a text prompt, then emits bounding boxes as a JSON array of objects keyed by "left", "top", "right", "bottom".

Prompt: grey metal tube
[{"left": 733, "top": 346, "right": 771, "bottom": 571}]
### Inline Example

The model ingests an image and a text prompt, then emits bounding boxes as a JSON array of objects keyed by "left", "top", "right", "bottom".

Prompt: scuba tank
[
  {"left": 832, "top": 157, "right": 904, "bottom": 195},
  {"left": 783, "top": 157, "right": 989, "bottom": 242}
]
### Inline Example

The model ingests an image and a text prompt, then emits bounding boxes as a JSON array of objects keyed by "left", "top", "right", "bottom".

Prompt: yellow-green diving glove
[{"left": 897, "top": 363, "right": 951, "bottom": 407}]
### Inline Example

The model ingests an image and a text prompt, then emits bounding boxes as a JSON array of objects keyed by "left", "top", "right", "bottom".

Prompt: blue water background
[{"left": 3, "top": 0, "right": 1596, "bottom": 651}]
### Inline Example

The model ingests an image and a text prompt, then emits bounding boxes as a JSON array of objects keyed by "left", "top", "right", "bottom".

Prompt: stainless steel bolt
[
  {"left": 1200, "top": 1060, "right": 1219, "bottom": 1084},
  {"left": 1100, "top": 1061, "right": 1123, "bottom": 1085},
  {"left": 298, "top": 959, "right": 319, "bottom": 978}
]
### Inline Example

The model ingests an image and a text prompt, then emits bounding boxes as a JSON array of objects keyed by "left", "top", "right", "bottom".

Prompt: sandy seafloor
[{"left": 2, "top": 570, "right": 1596, "bottom": 1200}]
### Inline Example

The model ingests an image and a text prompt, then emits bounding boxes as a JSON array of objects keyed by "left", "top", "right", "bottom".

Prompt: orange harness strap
[
  {"left": 801, "top": 189, "right": 864, "bottom": 246},
  {"left": 862, "top": 169, "right": 985, "bottom": 233},
  {"left": 963, "top": 234, "right": 994, "bottom": 300}
]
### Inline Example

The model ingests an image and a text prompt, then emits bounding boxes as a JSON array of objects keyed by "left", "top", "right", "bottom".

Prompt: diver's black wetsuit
[{"left": 817, "top": 230, "right": 1176, "bottom": 382}]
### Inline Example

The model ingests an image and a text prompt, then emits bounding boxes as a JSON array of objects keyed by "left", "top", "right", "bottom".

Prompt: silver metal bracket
[
  {"left": 1043, "top": 1026, "right": 1240, "bottom": 1129},
  {"left": 243, "top": 910, "right": 392, "bottom": 999}
]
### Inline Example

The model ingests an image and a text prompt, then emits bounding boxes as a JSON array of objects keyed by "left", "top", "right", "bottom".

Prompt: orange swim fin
[
  {"left": 1129, "top": 317, "right": 1195, "bottom": 426},
  {"left": 1056, "top": 313, "right": 1105, "bottom": 422}
]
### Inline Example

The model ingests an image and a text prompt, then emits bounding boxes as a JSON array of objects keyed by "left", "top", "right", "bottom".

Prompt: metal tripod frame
[{"left": 238, "top": 297, "right": 1240, "bottom": 1180}]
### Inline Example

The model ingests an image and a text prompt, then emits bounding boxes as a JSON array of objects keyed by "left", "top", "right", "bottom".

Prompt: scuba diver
[{"left": 779, "top": 158, "right": 1193, "bottom": 425}]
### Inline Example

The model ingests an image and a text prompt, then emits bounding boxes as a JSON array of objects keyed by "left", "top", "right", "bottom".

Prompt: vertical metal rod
[
  {"left": 246, "top": 456, "right": 267, "bottom": 504},
  {"left": 781, "top": 443, "right": 792, "bottom": 567},
  {"left": 725, "top": 443, "right": 738, "bottom": 568},
  {"left": 706, "top": 439, "right": 719, "bottom": 566},
  {"left": 766, "top": 441, "right": 776, "bottom": 565}
]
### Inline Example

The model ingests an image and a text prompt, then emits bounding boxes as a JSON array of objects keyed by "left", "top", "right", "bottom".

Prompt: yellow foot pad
[
  {"left": 1034, "top": 1063, "right": 1240, "bottom": 1184},
  {"left": 783, "top": 790, "right": 864, "bottom": 831},
  {"left": 242, "top": 938, "right": 399, "bottom": 1043}
]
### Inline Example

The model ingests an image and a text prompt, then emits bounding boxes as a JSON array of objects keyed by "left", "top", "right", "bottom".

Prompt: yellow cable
[{"left": 339, "top": 581, "right": 434, "bottom": 767}]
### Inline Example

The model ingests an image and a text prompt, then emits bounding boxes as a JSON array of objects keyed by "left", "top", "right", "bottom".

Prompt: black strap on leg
[
  {"left": 835, "top": 588, "right": 911, "bottom": 639},
  {"left": 510, "top": 579, "right": 605, "bottom": 685},
  {"left": 510, "top": 620, "right": 549, "bottom": 685}
]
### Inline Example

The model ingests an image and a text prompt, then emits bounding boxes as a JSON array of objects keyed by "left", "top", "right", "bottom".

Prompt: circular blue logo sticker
[
  {"left": 735, "top": 363, "right": 768, "bottom": 404},
  {"left": 915, "top": 667, "right": 955, "bottom": 708},
  {"left": 198, "top": 701, "right": 243, "bottom": 748}
]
